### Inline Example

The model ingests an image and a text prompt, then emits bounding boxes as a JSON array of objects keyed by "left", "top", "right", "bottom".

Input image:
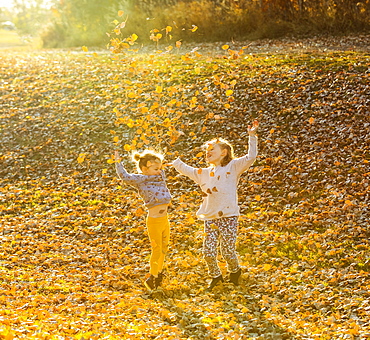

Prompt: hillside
[{"left": 0, "top": 36, "right": 369, "bottom": 339}]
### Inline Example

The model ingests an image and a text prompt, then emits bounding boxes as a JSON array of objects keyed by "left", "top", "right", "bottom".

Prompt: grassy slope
[
  {"left": 0, "top": 29, "right": 25, "bottom": 48},
  {"left": 0, "top": 41, "right": 369, "bottom": 339}
]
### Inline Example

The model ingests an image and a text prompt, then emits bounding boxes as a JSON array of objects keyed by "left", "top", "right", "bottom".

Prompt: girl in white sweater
[{"left": 172, "top": 121, "right": 258, "bottom": 290}]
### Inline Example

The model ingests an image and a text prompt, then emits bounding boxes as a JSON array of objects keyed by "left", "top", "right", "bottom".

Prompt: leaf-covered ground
[{"left": 0, "top": 36, "right": 369, "bottom": 339}]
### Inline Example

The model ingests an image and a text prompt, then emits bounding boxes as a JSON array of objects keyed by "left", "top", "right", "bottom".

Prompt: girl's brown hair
[
  {"left": 132, "top": 150, "right": 163, "bottom": 172},
  {"left": 204, "top": 138, "right": 234, "bottom": 166}
]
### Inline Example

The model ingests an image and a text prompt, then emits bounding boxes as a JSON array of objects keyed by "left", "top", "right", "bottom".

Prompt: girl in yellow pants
[{"left": 115, "top": 149, "right": 171, "bottom": 290}]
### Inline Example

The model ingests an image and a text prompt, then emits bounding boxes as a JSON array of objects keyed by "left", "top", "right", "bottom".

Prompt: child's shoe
[
  {"left": 229, "top": 268, "right": 242, "bottom": 286},
  {"left": 207, "top": 275, "right": 224, "bottom": 291},
  {"left": 144, "top": 275, "right": 157, "bottom": 290},
  {"left": 155, "top": 272, "right": 165, "bottom": 287}
]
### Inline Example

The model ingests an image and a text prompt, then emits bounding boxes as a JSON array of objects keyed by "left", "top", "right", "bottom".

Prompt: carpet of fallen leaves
[{"left": 0, "top": 35, "right": 370, "bottom": 339}]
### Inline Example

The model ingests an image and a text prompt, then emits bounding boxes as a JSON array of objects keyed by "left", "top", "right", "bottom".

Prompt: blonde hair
[
  {"left": 203, "top": 138, "right": 234, "bottom": 167},
  {"left": 132, "top": 150, "right": 163, "bottom": 172}
]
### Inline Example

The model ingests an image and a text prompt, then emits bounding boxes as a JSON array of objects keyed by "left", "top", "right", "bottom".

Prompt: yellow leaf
[
  {"left": 124, "top": 144, "right": 131, "bottom": 152},
  {"left": 82, "top": 46, "right": 88, "bottom": 52},
  {"left": 118, "top": 10, "right": 124, "bottom": 17},
  {"left": 102, "top": 169, "right": 108, "bottom": 174},
  {"left": 176, "top": 41, "right": 182, "bottom": 48},
  {"left": 188, "top": 216, "right": 195, "bottom": 224},
  {"left": 196, "top": 152, "right": 203, "bottom": 158},
  {"left": 222, "top": 45, "right": 229, "bottom": 50},
  {"left": 162, "top": 118, "right": 171, "bottom": 127},
  {"left": 156, "top": 86, "right": 163, "bottom": 93},
  {"left": 263, "top": 264, "right": 272, "bottom": 271},
  {"left": 241, "top": 307, "right": 249, "bottom": 313},
  {"left": 77, "top": 153, "right": 86, "bottom": 164},
  {"left": 255, "top": 195, "right": 261, "bottom": 201},
  {"left": 309, "top": 117, "right": 315, "bottom": 124},
  {"left": 135, "top": 207, "right": 145, "bottom": 216},
  {"left": 190, "top": 25, "right": 198, "bottom": 32},
  {"left": 113, "top": 136, "right": 119, "bottom": 143},
  {"left": 166, "top": 26, "right": 172, "bottom": 33},
  {"left": 225, "top": 89, "right": 233, "bottom": 96}
]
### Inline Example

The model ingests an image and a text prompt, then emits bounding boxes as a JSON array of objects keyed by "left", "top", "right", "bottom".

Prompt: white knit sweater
[{"left": 173, "top": 136, "right": 258, "bottom": 220}]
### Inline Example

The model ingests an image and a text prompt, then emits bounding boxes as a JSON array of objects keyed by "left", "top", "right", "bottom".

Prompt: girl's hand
[{"left": 248, "top": 120, "right": 259, "bottom": 136}]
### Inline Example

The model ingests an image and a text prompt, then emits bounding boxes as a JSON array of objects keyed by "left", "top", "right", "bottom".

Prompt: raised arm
[
  {"left": 114, "top": 151, "right": 145, "bottom": 186},
  {"left": 172, "top": 158, "right": 203, "bottom": 184},
  {"left": 233, "top": 121, "right": 259, "bottom": 173}
]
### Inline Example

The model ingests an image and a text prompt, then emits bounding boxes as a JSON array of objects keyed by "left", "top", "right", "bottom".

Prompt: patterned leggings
[{"left": 203, "top": 216, "right": 240, "bottom": 278}]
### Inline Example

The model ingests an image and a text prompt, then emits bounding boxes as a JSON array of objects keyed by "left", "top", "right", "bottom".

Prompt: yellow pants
[{"left": 146, "top": 215, "right": 170, "bottom": 276}]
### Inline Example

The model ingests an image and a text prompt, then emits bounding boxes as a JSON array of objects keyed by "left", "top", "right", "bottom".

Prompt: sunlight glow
[
  {"left": 0, "top": 0, "right": 52, "bottom": 9},
  {"left": 0, "top": 0, "right": 13, "bottom": 8}
]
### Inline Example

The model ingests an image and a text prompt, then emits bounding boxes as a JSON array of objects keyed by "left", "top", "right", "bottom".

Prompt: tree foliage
[
  {"left": 8, "top": 0, "right": 50, "bottom": 35},
  {"left": 40, "top": 0, "right": 370, "bottom": 47}
]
